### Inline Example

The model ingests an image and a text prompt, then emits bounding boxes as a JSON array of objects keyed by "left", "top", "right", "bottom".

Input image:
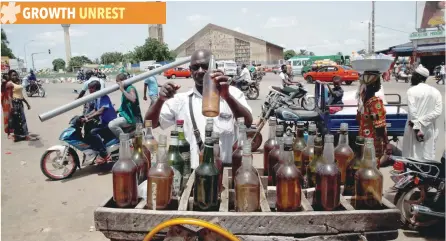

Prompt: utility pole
[
  {"left": 371, "top": 1, "right": 375, "bottom": 53},
  {"left": 368, "top": 22, "right": 371, "bottom": 53},
  {"left": 31, "top": 52, "right": 46, "bottom": 71}
]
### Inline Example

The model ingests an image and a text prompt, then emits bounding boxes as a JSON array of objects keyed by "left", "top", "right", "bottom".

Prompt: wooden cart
[{"left": 94, "top": 168, "right": 401, "bottom": 241}]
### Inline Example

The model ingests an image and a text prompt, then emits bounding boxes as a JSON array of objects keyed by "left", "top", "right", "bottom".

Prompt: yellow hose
[{"left": 143, "top": 218, "right": 240, "bottom": 241}]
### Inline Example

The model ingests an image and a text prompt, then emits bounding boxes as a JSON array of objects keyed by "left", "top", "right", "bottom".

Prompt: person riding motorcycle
[
  {"left": 235, "top": 64, "right": 252, "bottom": 89},
  {"left": 76, "top": 70, "right": 106, "bottom": 115},
  {"left": 279, "top": 64, "right": 303, "bottom": 104},
  {"left": 25, "top": 70, "right": 37, "bottom": 92}
]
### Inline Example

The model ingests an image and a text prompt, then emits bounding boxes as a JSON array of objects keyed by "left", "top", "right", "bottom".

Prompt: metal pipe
[
  {"left": 38, "top": 56, "right": 192, "bottom": 122},
  {"left": 411, "top": 204, "right": 445, "bottom": 218}
]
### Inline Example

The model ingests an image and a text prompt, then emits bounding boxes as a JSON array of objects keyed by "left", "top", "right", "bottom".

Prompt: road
[{"left": 1, "top": 73, "right": 444, "bottom": 241}]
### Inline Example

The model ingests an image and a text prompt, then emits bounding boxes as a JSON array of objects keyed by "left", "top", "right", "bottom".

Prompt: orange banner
[{"left": 0, "top": 2, "right": 166, "bottom": 24}]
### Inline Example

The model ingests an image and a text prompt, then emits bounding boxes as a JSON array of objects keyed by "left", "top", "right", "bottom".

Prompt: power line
[{"left": 375, "top": 24, "right": 411, "bottom": 34}]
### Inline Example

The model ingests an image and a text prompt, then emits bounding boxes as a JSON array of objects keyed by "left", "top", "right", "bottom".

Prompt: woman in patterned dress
[
  {"left": 1, "top": 73, "right": 14, "bottom": 138},
  {"left": 8, "top": 70, "right": 32, "bottom": 142}
]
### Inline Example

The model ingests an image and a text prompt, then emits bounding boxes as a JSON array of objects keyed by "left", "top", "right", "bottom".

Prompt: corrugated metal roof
[{"left": 417, "top": 44, "right": 446, "bottom": 53}]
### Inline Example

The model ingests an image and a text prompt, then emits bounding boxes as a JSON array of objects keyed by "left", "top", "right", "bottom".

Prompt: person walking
[
  {"left": 143, "top": 75, "right": 161, "bottom": 107},
  {"left": 8, "top": 70, "right": 33, "bottom": 142},
  {"left": 403, "top": 64, "right": 443, "bottom": 161},
  {"left": 1, "top": 73, "right": 13, "bottom": 138}
]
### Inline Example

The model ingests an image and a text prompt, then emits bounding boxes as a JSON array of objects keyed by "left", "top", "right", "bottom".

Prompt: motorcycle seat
[
  {"left": 272, "top": 86, "right": 297, "bottom": 95},
  {"left": 290, "top": 110, "right": 321, "bottom": 121}
]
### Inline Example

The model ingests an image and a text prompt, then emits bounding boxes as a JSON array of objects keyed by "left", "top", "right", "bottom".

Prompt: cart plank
[
  {"left": 178, "top": 170, "right": 195, "bottom": 211},
  {"left": 219, "top": 168, "right": 229, "bottom": 212}
]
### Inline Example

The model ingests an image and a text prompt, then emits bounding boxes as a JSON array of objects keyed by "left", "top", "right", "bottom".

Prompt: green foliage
[
  {"left": 1, "top": 29, "right": 15, "bottom": 58},
  {"left": 67, "top": 55, "right": 93, "bottom": 72},
  {"left": 283, "top": 50, "right": 296, "bottom": 60},
  {"left": 100, "top": 51, "right": 124, "bottom": 64},
  {"left": 52, "top": 58, "right": 66, "bottom": 71},
  {"left": 132, "top": 38, "right": 174, "bottom": 62}
]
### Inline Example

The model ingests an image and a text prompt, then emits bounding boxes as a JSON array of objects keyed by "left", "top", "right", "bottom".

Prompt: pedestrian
[
  {"left": 402, "top": 64, "right": 443, "bottom": 161},
  {"left": 1, "top": 73, "right": 13, "bottom": 138},
  {"left": 108, "top": 73, "right": 142, "bottom": 138},
  {"left": 145, "top": 49, "right": 253, "bottom": 170},
  {"left": 143, "top": 75, "right": 161, "bottom": 107},
  {"left": 436, "top": 62, "right": 445, "bottom": 85},
  {"left": 8, "top": 70, "right": 33, "bottom": 142}
]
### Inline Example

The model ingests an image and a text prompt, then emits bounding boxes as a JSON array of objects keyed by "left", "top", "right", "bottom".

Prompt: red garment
[
  {"left": 358, "top": 96, "right": 387, "bottom": 167},
  {"left": 1, "top": 83, "right": 13, "bottom": 134}
]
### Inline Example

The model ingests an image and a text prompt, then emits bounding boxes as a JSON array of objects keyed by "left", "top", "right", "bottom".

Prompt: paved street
[{"left": 2, "top": 73, "right": 445, "bottom": 241}]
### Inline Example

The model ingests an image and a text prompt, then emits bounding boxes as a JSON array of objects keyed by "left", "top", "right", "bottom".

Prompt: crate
[{"left": 94, "top": 168, "right": 400, "bottom": 241}]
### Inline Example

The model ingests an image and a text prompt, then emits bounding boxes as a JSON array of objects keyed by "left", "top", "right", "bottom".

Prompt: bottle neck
[
  {"left": 356, "top": 143, "right": 365, "bottom": 160},
  {"left": 238, "top": 130, "right": 247, "bottom": 146},
  {"left": 203, "top": 143, "right": 214, "bottom": 164},
  {"left": 314, "top": 145, "right": 323, "bottom": 156},
  {"left": 307, "top": 133, "right": 316, "bottom": 146},
  {"left": 362, "top": 143, "right": 375, "bottom": 168},
  {"left": 169, "top": 136, "right": 179, "bottom": 150},
  {"left": 242, "top": 151, "right": 253, "bottom": 167},
  {"left": 322, "top": 142, "right": 335, "bottom": 164},
  {"left": 268, "top": 124, "right": 277, "bottom": 139},
  {"left": 119, "top": 139, "right": 132, "bottom": 159},
  {"left": 133, "top": 134, "right": 143, "bottom": 152},
  {"left": 338, "top": 131, "right": 349, "bottom": 146},
  {"left": 283, "top": 143, "right": 293, "bottom": 164},
  {"left": 156, "top": 145, "right": 167, "bottom": 164},
  {"left": 145, "top": 126, "right": 154, "bottom": 139},
  {"left": 177, "top": 124, "right": 186, "bottom": 140},
  {"left": 296, "top": 128, "right": 304, "bottom": 137}
]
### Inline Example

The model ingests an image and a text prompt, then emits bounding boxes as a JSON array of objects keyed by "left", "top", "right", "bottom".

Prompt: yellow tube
[{"left": 143, "top": 218, "right": 240, "bottom": 241}]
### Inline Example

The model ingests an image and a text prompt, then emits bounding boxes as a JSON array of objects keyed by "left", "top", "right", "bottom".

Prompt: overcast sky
[{"left": 2, "top": 1, "right": 416, "bottom": 69}]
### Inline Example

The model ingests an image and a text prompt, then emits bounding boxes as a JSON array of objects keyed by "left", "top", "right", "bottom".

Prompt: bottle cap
[
  {"left": 242, "top": 142, "right": 252, "bottom": 154},
  {"left": 324, "top": 134, "right": 334, "bottom": 143},
  {"left": 340, "top": 123, "right": 349, "bottom": 132},
  {"left": 145, "top": 120, "right": 152, "bottom": 127},
  {"left": 119, "top": 133, "right": 129, "bottom": 141},
  {"left": 159, "top": 135, "right": 167, "bottom": 145},
  {"left": 176, "top": 119, "right": 184, "bottom": 125},
  {"left": 170, "top": 131, "right": 179, "bottom": 137},
  {"left": 309, "top": 123, "right": 317, "bottom": 132},
  {"left": 356, "top": 136, "right": 365, "bottom": 144}
]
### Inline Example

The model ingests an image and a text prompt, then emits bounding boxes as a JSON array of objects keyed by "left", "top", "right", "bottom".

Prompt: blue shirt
[
  {"left": 144, "top": 76, "right": 159, "bottom": 96},
  {"left": 95, "top": 95, "right": 117, "bottom": 125}
]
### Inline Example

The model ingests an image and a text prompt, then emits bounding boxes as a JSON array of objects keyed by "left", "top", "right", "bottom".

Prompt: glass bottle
[
  {"left": 263, "top": 117, "right": 277, "bottom": 178},
  {"left": 143, "top": 120, "right": 158, "bottom": 168},
  {"left": 232, "top": 123, "right": 247, "bottom": 187},
  {"left": 293, "top": 123, "right": 306, "bottom": 170},
  {"left": 235, "top": 142, "right": 260, "bottom": 212},
  {"left": 344, "top": 136, "right": 365, "bottom": 196},
  {"left": 147, "top": 135, "right": 173, "bottom": 210},
  {"left": 132, "top": 123, "right": 148, "bottom": 184},
  {"left": 194, "top": 137, "right": 219, "bottom": 211},
  {"left": 213, "top": 132, "right": 223, "bottom": 195},
  {"left": 199, "top": 119, "right": 214, "bottom": 164},
  {"left": 202, "top": 55, "right": 219, "bottom": 117},
  {"left": 307, "top": 134, "right": 324, "bottom": 188},
  {"left": 112, "top": 133, "right": 138, "bottom": 208},
  {"left": 301, "top": 124, "right": 317, "bottom": 188},
  {"left": 176, "top": 120, "right": 191, "bottom": 186},
  {"left": 276, "top": 136, "right": 302, "bottom": 212},
  {"left": 167, "top": 131, "right": 185, "bottom": 198},
  {"left": 315, "top": 134, "right": 341, "bottom": 211},
  {"left": 268, "top": 125, "right": 284, "bottom": 186},
  {"left": 355, "top": 138, "right": 383, "bottom": 210},
  {"left": 334, "top": 123, "right": 354, "bottom": 185}
]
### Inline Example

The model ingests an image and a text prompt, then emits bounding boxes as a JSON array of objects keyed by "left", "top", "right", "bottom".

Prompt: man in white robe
[{"left": 402, "top": 64, "right": 443, "bottom": 161}]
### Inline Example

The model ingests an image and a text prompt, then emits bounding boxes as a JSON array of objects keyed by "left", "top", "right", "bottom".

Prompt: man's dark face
[
  {"left": 88, "top": 86, "right": 97, "bottom": 93},
  {"left": 189, "top": 50, "right": 211, "bottom": 86}
]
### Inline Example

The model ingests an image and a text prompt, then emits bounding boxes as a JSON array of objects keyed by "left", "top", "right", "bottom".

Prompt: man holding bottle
[{"left": 144, "top": 49, "right": 253, "bottom": 170}]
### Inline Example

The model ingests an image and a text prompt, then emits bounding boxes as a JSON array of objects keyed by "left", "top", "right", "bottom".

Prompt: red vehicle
[
  {"left": 164, "top": 67, "right": 191, "bottom": 79},
  {"left": 303, "top": 65, "right": 359, "bottom": 85}
]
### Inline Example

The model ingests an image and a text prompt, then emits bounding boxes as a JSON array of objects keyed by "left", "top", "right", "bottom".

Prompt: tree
[
  {"left": 298, "top": 49, "right": 308, "bottom": 56},
  {"left": 52, "top": 58, "right": 66, "bottom": 71},
  {"left": 336, "top": 52, "right": 343, "bottom": 56},
  {"left": 100, "top": 51, "right": 124, "bottom": 64},
  {"left": 123, "top": 51, "right": 136, "bottom": 64},
  {"left": 169, "top": 50, "right": 177, "bottom": 60},
  {"left": 133, "top": 38, "right": 174, "bottom": 62},
  {"left": 1, "top": 29, "right": 15, "bottom": 58},
  {"left": 283, "top": 49, "right": 296, "bottom": 60},
  {"left": 67, "top": 55, "right": 93, "bottom": 71},
  {"left": 309, "top": 52, "right": 315, "bottom": 56},
  {"left": 93, "top": 58, "right": 100, "bottom": 64}
]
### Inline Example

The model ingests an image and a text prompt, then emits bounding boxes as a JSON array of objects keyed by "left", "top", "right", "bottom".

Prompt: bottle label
[
  {"left": 172, "top": 167, "right": 182, "bottom": 197},
  {"left": 151, "top": 182, "right": 157, "bottom": 210}
]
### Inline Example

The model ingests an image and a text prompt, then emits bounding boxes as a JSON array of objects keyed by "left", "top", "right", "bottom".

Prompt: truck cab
[
  {"left": 289, "top": 57, "right": 310, "bottom": 76},
  {"left": 216, "top": 60, "right": 237, "bottom": 77}
]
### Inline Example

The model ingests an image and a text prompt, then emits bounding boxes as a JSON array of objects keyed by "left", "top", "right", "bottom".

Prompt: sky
[{"left": 2, "top": 1, "right": 417, "bottom": 70}]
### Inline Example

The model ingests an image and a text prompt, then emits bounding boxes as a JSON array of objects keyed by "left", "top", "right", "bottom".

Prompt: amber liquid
[
  {"left": 235, "top": 183, "right": 260, "bottom": 212},
  {"left": 132, "top": 150, "right": 148, "bottom": 184},
  {"left": 293, "top": 149, "right": 304, "bottom": 170},
  {"left": 143, "top": 139, "right": 158, "bottom": 167},
  {"left": 314, "top": 164, "right": 341, "bottom": 211},
  {"left": 113, "top": 169, "right": 138, "bottom": 208},
  {"left": 268, "top": 146, "right": 281, "bottom": 186},
  {"left": 308, "top": 158, "right": 322, "bottom": 188},
  {"left": 334, "top": 148, "right": 354, "bottom": 184},
  {"left": 355, "top": 170, "right": 383, "bottom": 210},
  {"left": 301, "top": 148, "right": 314, "bottom": 188},
  {"left": 263, "top": 138, "right": 277, "bottom": 177},
  {"left": 147, "top": 176, "right": 173, "bottom": 210},
  {"left": 276, "top": 169, "right": 302, "bottom": 212},
  {"left": 202, "top": 71, "right": 220, "bottom": 117},
  {"left": 344, "top": 164, "right": 359, "bottom": 196},
  {"left": 293, "top": 135, "right": 306, "bottom": 169},
  {"left": 232, "top": 148, "right": 243, "bottom": 187},
  {"left": 142, "top": 146, "right": 152, "bottom": 171}
]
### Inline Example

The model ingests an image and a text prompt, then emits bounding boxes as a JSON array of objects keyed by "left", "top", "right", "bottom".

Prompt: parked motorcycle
[
  {"left": 266, "top": 84, "right": 316, "bottom": 111},
  {"left": 395, "top": 69, "right": 412, "bottom": 83},
  {"left": 388, "top": 155, "right": 445, "bottom": 229},
  {"left": 26, "top": 80, "right": 46, "bottom": 97},
  {"left": 235, "top": 79, "right": 260, "bottom": 100},
  {"left": 40, "top": 115, "right": 135, "bottom": 180}
]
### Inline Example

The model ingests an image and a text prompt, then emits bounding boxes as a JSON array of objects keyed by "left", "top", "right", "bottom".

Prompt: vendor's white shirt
[{"left": 159, "top": 86, "right": 252, "bottom": 168}]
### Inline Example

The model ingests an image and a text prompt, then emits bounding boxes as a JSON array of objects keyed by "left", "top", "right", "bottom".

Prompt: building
[
  {"left": 174, "top": 23, "right": 284, "bottom": 65},
  {"left": 410, "top": 29, "right": 445, "bottom": 73},
  {"left": 148, "top": 24, "right": 164, "bottom": 44}
]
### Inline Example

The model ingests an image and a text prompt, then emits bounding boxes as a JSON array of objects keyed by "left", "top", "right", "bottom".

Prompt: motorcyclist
[
  {"left": 26, "top": 70, "right": 37, "bottom": 92},
  {"left": 76, "top": 70, "right": 106, "bottom": 115},
  {"left": 81, "top": 80, "right": 117, "bottom": 164},
  {"left": 279, "top": 64, "right": 302, "bottom": 104},
  {"left": 235, "top": 64, "right": 251, "bottom": 89}
]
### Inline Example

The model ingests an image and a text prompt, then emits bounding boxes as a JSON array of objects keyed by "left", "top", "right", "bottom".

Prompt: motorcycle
[
  {"left": 40, "top": 115, "right": 135, "bottom": 181},
  {"left": 388, "top": 155, "right": 445, "bottom": 229},
  {"left": 238, "top": 79, "right": 260, "bottom": 100},
  {"left": 26, "top": 80, "right": 46, "bottom": 97},
  {"left": 252, "top": 71, "right": 265, "bottom": 81},
  {"left": 265, "top": 84, "right": 316, "bottom": 111},
  {"left": 395, "top": 69, "right": 412, "bottom": 83}
]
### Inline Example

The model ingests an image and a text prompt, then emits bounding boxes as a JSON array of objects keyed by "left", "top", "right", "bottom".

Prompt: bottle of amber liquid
[
  {"left": 344, "top": 136, "right": 365, "bottom": 196},
  {"left": 315, "top": 134, "right": 341, "bottom": 211},
  {"left": 268, "top": 125, "right": 285, "bottom": 186},
  {"left": 143, "top": 120, "right": 158, "bottom": 168},
  {"left": 307, "top": 134, "right": 324, "bottom": 188},
  {"left": 232, "top": 123, "right": 247, "bottom": 187},
  {"left": 176, "top": 120, "right": 191, "bottom": 186},
  {"left": 334, "top": 123, "right": 354, "bottom": 185},
  {"left": 355, "top": 138, "right": 383, "bottom": 210},
  {"left": 293, "top": 123, "right": 306, "bottom": 170},
  {"left": 199, "top": 119, "right": 214, "bottom": 164},
  {"left": 147, "top": 135, "right": 173, "bottom": 210},
  {"left": 112, "top": 133, "right": 138, "bottom": 208},
  {"left": 202, "top": 55, "right": 219, "bottom": 117},
  {"left": 301, "top": 124, "right": 317, "bottom": 188},
  {"left": 167, "top": 131, "right": 185, "bottom": 198},
  {"left": 235, "top": 142, "right": 260, "bottom": 212},
  {"left": 276, "top": 136, "right": 302, "bottom": 211},
  {"left": 194, "top": 137, "right": 219, "bottom": 211},
  {"left": 212, "top": 132, "right": 223, "bottom": 195},
  {"left": 132, "top": 123, "right": 148, "bottom": 184},
  {"left": 263, "top": 117, "right": 277, "bottom": 178}
]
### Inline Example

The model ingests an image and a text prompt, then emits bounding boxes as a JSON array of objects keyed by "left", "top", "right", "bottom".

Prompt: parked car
[
  {"left": 164, "top": 67, "right": 191, "bottom": 79},
  {"left": 303, "top": 65, "right": 359, "bottom": 85}
]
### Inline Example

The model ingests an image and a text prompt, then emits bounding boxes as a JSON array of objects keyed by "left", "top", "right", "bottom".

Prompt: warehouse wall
[{"left": 266, "top": 43, "right": 284, "bottom": 63}]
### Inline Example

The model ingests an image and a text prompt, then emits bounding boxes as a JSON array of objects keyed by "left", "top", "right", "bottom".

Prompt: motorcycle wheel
[
  {"left": 247, "top": 86, "right": 260, "bottom": 100},
  {"left": 396, "top": 185, "right": 442, "bottom": 229},
  {"left": 38, "top": 87, "right": 46, "bottom": 97},
  {"left": 302, "top": 96, "right": 316, "bottom": 111},
  {"left": 40, "top": 148, "right": 78, "bottom": 180}
]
